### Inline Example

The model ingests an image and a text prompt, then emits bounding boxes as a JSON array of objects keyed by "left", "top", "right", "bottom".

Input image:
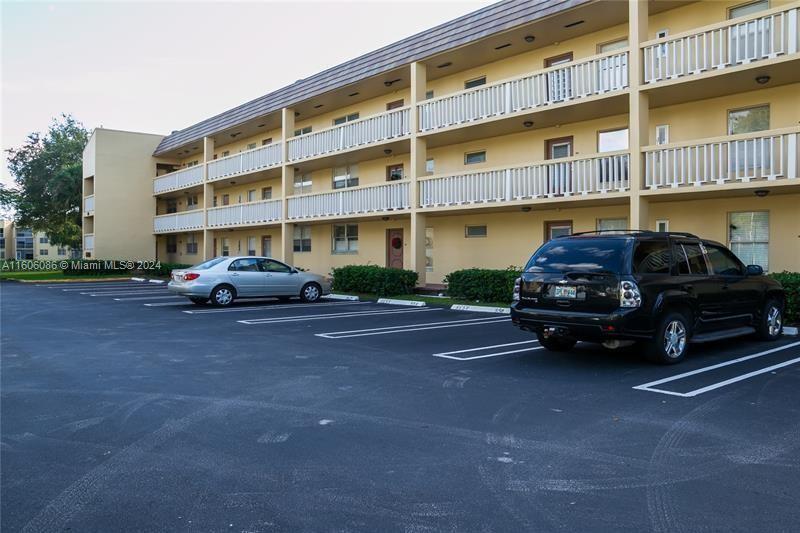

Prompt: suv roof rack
[{"left": 565, "top": 230, "right": 699, "bottom": 238}]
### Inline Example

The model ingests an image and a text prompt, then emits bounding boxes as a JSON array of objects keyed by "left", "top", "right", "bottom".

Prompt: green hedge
[
  {"left": 445, "top": 267, "right": 522, "bottom": 303},
  {"left": 770, "top": 271, "right": 800, "bottom": 324},
  {"left": 331, "top": 265, "right": 418, "bottom": 296}
]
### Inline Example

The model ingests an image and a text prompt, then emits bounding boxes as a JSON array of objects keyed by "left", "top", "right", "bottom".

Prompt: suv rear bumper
[{"left": 510, "top": 304, "right": 653, "bottom": 341}]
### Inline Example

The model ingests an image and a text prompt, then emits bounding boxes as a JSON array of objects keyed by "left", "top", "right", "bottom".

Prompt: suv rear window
[
  {"left": 525, "top": 238, "right": 627, "bottom": 273},
  {"left": 633, "top": 239, "right": 670, "bottom": 274}
]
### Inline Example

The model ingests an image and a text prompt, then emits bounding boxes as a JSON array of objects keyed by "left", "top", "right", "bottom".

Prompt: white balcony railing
[
  {"left": 153, "top": 210, "right": 205, "bottom": 233},
  {"left": 287, "top": 108, "right": 410, "bottom": 162},
  {"left": 420, "top": 153, "right": 629, "bottom": 208},
  {"left": 84, "top": 195, "right": 95, "bottom": 215},
  {"left": 153, "top": 165, "right": 204, "bottom": 194},
  {"left": 84, "top": 234, "right": 94, "bottom": 250},
  {"left": 207, "top": 142, "right": 283, "bottom": 182},
  {"left": 287, "top": 181, "right": 410, "bottom": 220},
  {"left": 207, "top": 200, "right": 282, "bottom": 228},
  {"left": 418, "top": 51, "right": 629, "bottom": 132},
  {"left": 643, "top": 6, "right": 799, "bottom": 84},
  {"left": 644, "top": 128, "right": 799, "bottom": 190}
]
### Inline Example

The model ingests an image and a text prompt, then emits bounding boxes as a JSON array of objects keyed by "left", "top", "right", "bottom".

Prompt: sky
[{"left": 1, "top": 0, "right": 494, "bottom": 188}]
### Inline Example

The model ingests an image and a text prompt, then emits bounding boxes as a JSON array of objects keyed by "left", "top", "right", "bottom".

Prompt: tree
[{"left": 2, "top": 114, "right": 89, "bottom": 249}]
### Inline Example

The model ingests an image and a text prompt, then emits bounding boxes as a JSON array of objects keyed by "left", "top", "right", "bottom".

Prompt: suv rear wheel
[
  {"left": 536, "top": 333, "right": 577, "bottom": 352},
  {"left": 755, "top": 298, "right": 783, "bottom": 341},
  {"left": 647, "top": 311, "right": 690, "bottom": 364}
]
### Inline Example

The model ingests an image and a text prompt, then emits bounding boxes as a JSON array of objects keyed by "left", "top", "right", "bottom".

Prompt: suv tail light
[
  {"left": 512, "top": 277, "right": 521, "bottom": 302},
  {"left": 183, "top": 272, "right": 200, "bottom": 281},
  {"left": 619, "top": 279, "right": 641, "bottom": 308}
]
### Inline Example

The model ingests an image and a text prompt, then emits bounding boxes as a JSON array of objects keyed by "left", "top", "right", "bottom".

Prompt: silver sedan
[{"left": 168, "top": 256, "right": 331, "bottom": 306}]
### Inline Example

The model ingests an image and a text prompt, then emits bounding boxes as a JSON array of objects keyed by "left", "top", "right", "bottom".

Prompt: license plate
[{"left": 553, "top": 286, "right": 577, "bottom": 298}]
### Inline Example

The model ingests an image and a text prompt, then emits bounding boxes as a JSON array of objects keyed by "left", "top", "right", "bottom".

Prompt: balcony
[
  {"left": 287, "top": 107, "right": 410, "bottom": 162},
  {"left": 153, "top": 210, "right": 204, "bottom": 233},
  {"left": 84, "top": 234, "right": 94, "bottom": 251},
  {"left": 643, "top": 128, "right": 799, "bottom": 191},
  {"left": 153, "top": 165, "right": 204, "bottom": 194},
  {"left": 207, "top": 142, "right": 282, "bottom": 182},
  {"left": 287, "top": 181, "right": 410, "bottom": 220},
  {"left": 207, "top": 199, "right": 282, "bottom": 228},
  {"left": 418, "top": 51, "right": 629, "bottom": 133},
  {"left": 643, "top": 5, "right": 799, "bottom": 85},
  {"left": 84, "top": 195, "right": 95, "bottom": 215},
  {"left": 419, "top": 152, "right": 630, "bottom": 209}
]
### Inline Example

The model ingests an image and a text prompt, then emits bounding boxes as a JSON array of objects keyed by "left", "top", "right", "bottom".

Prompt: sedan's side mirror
[{"left": 746, "top": 264, "right": 764, "bottom": 276}]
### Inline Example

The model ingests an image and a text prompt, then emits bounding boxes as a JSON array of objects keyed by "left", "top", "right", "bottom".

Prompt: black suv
[{"left": 510, "top": 231, "right": 785, "bottom": 364}]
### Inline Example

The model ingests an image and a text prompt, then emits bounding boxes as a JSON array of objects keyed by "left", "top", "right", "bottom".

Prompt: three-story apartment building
[{"left": 82, "top": 0, "right": 800, "bottom": 283}]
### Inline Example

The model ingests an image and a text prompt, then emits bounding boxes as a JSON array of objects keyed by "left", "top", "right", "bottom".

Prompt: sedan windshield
[{"left": 525, "top": 238, "right": 628, "bottom": 273}]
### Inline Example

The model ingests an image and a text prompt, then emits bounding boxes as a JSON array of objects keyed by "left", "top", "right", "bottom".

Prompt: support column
[
  {"left": 202, "top": 136, "right": 215, "bottom": 259},
  {"left": 409, "top": 61, "right": 428, "bottom": 284},
  {"left": 628, "top": 0, "right": 650, "bottom": 230},
  {"left": 280, "top": 107, "right": 295, "bottom": 265}
]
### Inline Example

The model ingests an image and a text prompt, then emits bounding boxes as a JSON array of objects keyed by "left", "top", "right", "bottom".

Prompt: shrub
[
  {"left": 445, "top": 267, "right": 522, "bottom": 303},
  {"left": 62, "top": 260, "right": 131, "bottom": 276},
  {"left": 770, "top": 271, "right": 800, "bottom": 324},
  {"left": 331, "top": 265, "right": 418, "bottom": 296}
]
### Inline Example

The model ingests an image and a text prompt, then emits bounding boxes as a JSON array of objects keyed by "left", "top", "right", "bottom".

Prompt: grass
[
  {"left": 333, "top": 291, "right": 509, "bottom": 309},
  {"left": 0, "top": 271, "right": 133, "bottom": 282}
]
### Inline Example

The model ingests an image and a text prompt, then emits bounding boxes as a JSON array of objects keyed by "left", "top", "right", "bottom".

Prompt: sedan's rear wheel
[
  {"left": 211, "top": 285, "right": 235, "bottom": 307},
  {"left": 300, "top": 282, "right": 321, "bottom": 303}
]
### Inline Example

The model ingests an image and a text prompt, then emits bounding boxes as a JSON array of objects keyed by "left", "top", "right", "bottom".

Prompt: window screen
[{"left": 729, "top": 211, "right": 769, "bottom": 270}]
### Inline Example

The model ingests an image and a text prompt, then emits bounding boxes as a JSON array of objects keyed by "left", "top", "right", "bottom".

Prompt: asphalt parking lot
[{"left": 2, "top": 280, "right": 800, "bottom": 532}]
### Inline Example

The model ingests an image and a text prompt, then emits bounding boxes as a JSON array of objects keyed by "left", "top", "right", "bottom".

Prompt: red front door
[{"left": 386, "top": 229, "right": 404, "bottom": 269}]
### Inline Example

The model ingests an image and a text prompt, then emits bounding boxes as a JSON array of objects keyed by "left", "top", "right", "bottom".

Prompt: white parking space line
[
  {"left": 85, "top": 290, "right": 169, "bottom": 297},
  {"left": 144, "top": 301, "right": 194, "bottom": 307},
  {"left": 114, "top": 295, "right": 184, "bottom": 301},
  {"left": 184, "top": 302, "right": 371, "bottom": 314},
  {"left": 633, "top": 340, "right": 800, "bottom": 397},
  {"left": 239, "top": 308, "right": 437, "bottom": 325},
  {"left": 432, "top": 340, "right": 541, "bottom": 361},
  {"left": 71, "top": 287, "right": 166, "bottom": 293},
  {"left": 316, "top": 316, "right": 508, "bottom": 339},
  {"left": 57, "top": 283, "right": 150, "bottom": 290}
]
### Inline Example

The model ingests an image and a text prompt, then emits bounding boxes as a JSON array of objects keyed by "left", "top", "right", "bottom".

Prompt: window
[
  {"left": 425, "top": 90, "right": 434, "bottom": 100},
  {"left": 386, "top": 99, "right": 404, "bottom": 110},
  {"left": 166, "top": 199, "right": 177, "bottom": 214},
  {"left": 729, "top": 211, "right": 769, "bottom": 270},
  {"left": 597, "top": 38, "right": 628, "bottom": 53},
  {"left": 464, "top": 76, "right": 486, "bottom": 89},
  {"left": 187, "top": 195, "right": 199, "bottom": 210},
  {"left": 656, "top": 219, "right": 670, "bottom": 232},
  {"left": 547, "top": 137, "right": 573, "bottom": 159},
  {"left": 261, "top": 259, "right": 291, "bottom": 273},
  {"left": 386, "top": 164, "right": 404, "bottom": 181},
  {"left": 39, "top": 236, "right": 49, "bottom": 244},
  {"left": 166, "top": 235, "right": 177, "bottom": 254},
  {"left": 238, "top": 194, "right": 243, "bottom": 203},
  {"left": 247, "top": 236, "right": 257, "bottom": 256},
  {"left": 464, "top": 151, "right": 486, "bottom": 165},
  {"left": 261, "top": 187, "right": 273, "bottom": 200},
  {"left": 246, "top": 143, "right": 257, "bottom": 150},
  {"left": 247, "top": 189, "right": 256, "bottom": 202},
  {"left": 186, "top": 234, "right": 198, "bottom": 255},
  {"left": 729, "top": 0, "right": 769, "bottom": 19},
  {"left": 706, "top": 244, "right": 745, "bottom": 276},
  {"left": 39, "top": 249, "right": 48, "bottom": 256},
  {"left": 213, "top": 196, "right": 218, "bottom": 207},
  {"left": 293, "top": 225, "right": 311, "bottom": 252},
  {"left": 185, "top": 160, "right": 199, "bottom": 167},
  {"left": 333, "top": 224, "right": 359, "bottom": 253},
  {"left": 525, "top": 238, "right": 626, "bottom": 273},
  {"left": 598, "top": 128, "right": 629, "bottom": 152},
  {"left": 333, "top": 113, "right": 359, "bottom": 126},
  {"left": 294, "top": 172, "right": 312, "bottom": 194},
  {"left": 425, "top": 227, "right": 434, "bottom": 272},
  {"left": 221, "top": 238, "right": 230, "bottom": 256},
  {"left": 426, "top": 158, "right": 435, "bottom": 174},
  {"left": 728, "top": 105, "right": 769, "bottom": 135},
  {"left": 229, "top": 258, "right": 260, "bottom": 272},
  {"left": 294, "top": 126, "right": 312, "bottom": 136},
  {"left": 673, "top": 242, "right": 709, "bottom": 275},
  {"left": 465, "top": 225, "right": 487, "bottom": 238},
  {"left": 656, "top": 29, "right": 669, "bottom": 39},
  {"left": 545, "top": 221, "right": 572, "bottom": 241},
  {"left": 332, "top": 165, "right": 359, "bottom": 189},
  {"left": 597, "top": 218, "right": 627, "bottom": 231},
  {"left": 545, "top": 52, "right": 573, "bottom": 67},
  {"left": 633, "top": 240, "right": 671, "bottom": 274},
  {"left": 57, "top": 248, "right": 67, "bottom": 256},
  {"left": 222, "top": 150, "right": 230, "bottom": 157},
  {"left": 262, "top": 138, "right": 273, "bottom": 146},
  {"left": 222, "top": 194, "right": 230, "bottom": 206},
  {"left": 655, "top": 125, "right": 670, "bottom": 145}
]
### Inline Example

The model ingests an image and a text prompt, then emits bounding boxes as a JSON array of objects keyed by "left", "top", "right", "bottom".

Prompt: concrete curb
[
  {"left": 148, "top": 279, "right": 166, "bottom": 284},
  {"left": 377, "top": 298, "right": 426, "bottom": 307},
  {"left": 323, "top": 294, "right": 360, "bottom": 301},
  {"left": 450, "top": 304, "right": 510, "bottom": 314},
  {"left": 130, "top": 277, "right": 146, "bottom": 282},
  {"left": 784, "top": 326, "right": 799, "bottom": 336}
]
